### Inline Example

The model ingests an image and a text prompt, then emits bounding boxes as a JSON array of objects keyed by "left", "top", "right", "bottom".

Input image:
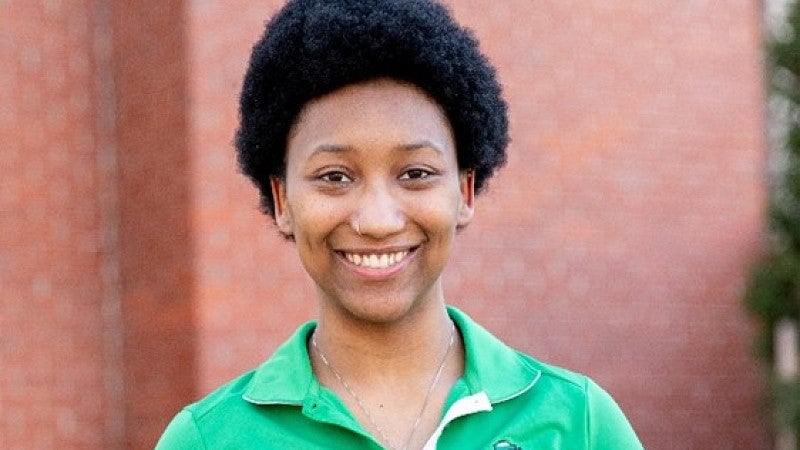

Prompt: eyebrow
[
  {"left": 398, "top": 140, "right": 444, "bottom": 155},
  {"left": 309, "top": 140, "right": 444, "bottom": 157},
  {"left": 309, "top": 144, "right": 352, "bottom": 157}
]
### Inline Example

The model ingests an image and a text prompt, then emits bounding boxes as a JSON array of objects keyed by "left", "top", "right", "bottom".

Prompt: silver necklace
[{"left": 311, "top": 323, "right": 456, "bottom": 450}]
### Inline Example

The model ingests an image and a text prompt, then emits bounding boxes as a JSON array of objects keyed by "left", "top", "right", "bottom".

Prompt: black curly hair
[{"left": 236, "top": 0, "right": 509, "bottom": 217}]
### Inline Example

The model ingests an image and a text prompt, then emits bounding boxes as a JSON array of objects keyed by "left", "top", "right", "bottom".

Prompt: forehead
[{"left": 286, "top": 79, "right": 455, "bottom": 158}]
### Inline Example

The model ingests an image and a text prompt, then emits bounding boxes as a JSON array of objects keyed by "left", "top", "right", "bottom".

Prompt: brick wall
[
  {"left": 111, "top": 1, "right": 196, "bottom": 448},
  {"left": 1, "top": 0, "right": 770, "bottom": 448},
  {"left": 446, "top": 2, "right": 770, "bottom": 449},
  {"left": 1, "top": 1, "right": 120, "bottom": 448}
]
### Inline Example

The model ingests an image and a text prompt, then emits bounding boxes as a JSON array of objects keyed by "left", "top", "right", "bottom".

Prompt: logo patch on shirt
[{"left": 493, "top": 440, "right": 522, "bottom": 450}]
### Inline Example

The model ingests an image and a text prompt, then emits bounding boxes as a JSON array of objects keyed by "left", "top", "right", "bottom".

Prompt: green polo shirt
[{"left": 156, "top": 307, "right": 643, "bottom": 449}]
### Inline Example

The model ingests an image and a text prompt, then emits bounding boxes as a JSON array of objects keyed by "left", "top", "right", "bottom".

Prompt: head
[
  {"left": 270, "top": 78, "right": 477, "bottom": 321},
  {"left": 236, "top": 0, "right": 509, "bottom": 219}
]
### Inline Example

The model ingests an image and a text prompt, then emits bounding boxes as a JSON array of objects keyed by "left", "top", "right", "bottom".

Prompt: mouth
[{"left": 339, "top": 248, "right": 416, "bottom": 269}]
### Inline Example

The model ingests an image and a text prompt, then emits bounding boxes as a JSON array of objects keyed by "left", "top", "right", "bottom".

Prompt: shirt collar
[
  {"left": 242, "top": 321, "right": 316, "bottom": 405},
  {"left": 242, "top": 306, "right": 540, "bottom": 406},
  {"left": 448, "top": 306, "right": 541, "bottom": 403}
]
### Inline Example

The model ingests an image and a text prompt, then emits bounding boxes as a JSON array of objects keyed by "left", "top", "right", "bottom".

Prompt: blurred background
[{"left": 0, "top": 0, "right": 780, "bottom": 448}]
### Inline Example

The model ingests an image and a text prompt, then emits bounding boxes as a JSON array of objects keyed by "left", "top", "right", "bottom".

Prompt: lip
[{"left": 335, "top": 246, "right": 419, "bottom": 280}]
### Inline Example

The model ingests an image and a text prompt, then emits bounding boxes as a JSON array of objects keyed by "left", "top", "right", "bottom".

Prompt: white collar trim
[{"left": 422, "top": 391, "right": 492, "bottom": 450}]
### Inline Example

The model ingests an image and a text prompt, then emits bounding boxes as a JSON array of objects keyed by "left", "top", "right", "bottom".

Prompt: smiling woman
[
  {"left": 273, "top": 80, "right": 473, "bottom": 326},
  {"left": 155, "top": 1, "right": 643, "bottom": 449}
]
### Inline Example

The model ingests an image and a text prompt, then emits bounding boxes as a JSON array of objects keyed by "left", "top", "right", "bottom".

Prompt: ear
[
  {"left": 270, "top": 176, "right": 293, "bottom": 236},
  {"left": 457, "top": 170, "right": 475, "bottom": 229}
]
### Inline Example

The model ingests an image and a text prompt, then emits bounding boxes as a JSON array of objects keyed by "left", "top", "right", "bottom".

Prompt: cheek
[
  {"left": 288, "top": 193, "right": 349, "bottom": 242},
  {"left": 414, "top": 191, "right": 463, "bottom": 235}
]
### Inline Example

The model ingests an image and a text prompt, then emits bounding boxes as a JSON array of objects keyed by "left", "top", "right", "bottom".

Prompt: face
[{"left": 271, "top": 79, "right": 474, "bottom": 325}]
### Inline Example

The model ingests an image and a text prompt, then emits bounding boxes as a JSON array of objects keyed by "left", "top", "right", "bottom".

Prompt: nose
[{"left": 352, "top": 182, "right": 405, "bottom": 238}]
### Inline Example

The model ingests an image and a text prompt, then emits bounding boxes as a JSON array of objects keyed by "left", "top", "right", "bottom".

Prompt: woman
[{"left": 156, "top": 0, "right": 643, "bottom": 448}]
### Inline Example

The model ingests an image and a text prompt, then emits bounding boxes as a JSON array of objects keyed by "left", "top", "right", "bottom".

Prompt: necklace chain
[{"left": 311, "top": 323, "right": 455, "bottom": 450}]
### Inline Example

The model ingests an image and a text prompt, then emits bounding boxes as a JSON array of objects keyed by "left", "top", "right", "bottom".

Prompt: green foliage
[
  {"left": 746, "top": 0, "right": 800, "bottom": 443},
  {"left": 746, "top": 248, "right": 800, "bottom": 360},
  {"left": 748, "top": 0, "right": 800, "bottom": 348},
  {"left": 772, "top": 378, "right": 800, "bottom": 436},
  {"left": 772, "top": 4, "right": 800, "bottom": 84}
]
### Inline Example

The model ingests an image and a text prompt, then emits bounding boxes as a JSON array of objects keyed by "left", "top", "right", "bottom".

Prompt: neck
[
  {"left": 312, "top": 301, "right": 456, "bottom": 381},
  {"left": 310, "top": 301, "right": 464, "bottom": 450}
]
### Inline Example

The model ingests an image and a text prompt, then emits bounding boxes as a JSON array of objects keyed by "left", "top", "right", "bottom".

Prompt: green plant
[{"left": 745, "top": 0, "right": 800, "bottom": 443}]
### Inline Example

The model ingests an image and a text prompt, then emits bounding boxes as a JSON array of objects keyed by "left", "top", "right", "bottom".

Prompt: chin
[
  {"left": 317, "top": 276, "right": 445, "bottom": 325},
  {"left": 332, "top": 292, "right": 431, "bottom": 326},
  {"left": 347, "top": 300, "right": 415, "bottom": 324}
]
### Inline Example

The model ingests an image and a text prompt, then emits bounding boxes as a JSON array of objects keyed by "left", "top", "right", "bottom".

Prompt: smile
[{"left": 342, "top": 250, "right": 410, "bottom": 269}]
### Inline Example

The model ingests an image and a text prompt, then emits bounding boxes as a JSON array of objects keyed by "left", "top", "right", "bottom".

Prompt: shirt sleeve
[
  {"left": 154, "top": 409, "right": 207, "bottom": 450},
  {"left": 585, "top": 379, "right": 644, "bottom": 450}
]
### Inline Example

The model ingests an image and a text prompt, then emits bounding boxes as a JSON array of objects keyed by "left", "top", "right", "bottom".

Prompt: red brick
[{"left": 2, "top": 1, "right": 771, "bottom": 449}]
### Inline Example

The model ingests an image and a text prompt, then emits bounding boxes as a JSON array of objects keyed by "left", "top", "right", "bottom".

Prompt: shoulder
[
  {"left": 506, "top": 352, "right": 594, "bottom": 410},
  {"left": 155, "top": 370, "right": 258, "bottom": 450},
  {"left": 514, "top": 353, "right": 644, "bottom": 449},
  {"left": 154, "top": 323, "right": 316, "bottom": 449},
  {"left": 520, "top": 353, "right": 586, "bottom": 388},
  {"left": 187, "top": 369, "right": 259, "bottom": 419}
]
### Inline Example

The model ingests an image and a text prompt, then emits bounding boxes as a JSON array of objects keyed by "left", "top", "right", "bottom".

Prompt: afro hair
[{"left": 236, "top": 0, "right": 509, "bottom": 217}]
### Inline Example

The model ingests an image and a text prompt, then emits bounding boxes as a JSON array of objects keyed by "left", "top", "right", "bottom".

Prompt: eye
[
  {"left": 399, "top": 168, "right": 432, "bottom": 180},
  {"left": 319, "top": 171, "right": 353, "bottom": 184}
]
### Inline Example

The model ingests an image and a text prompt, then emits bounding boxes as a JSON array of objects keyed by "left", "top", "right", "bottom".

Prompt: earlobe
[
  {"left": 457, "top": 170, "right": 475, "bottom": 228},
  {"left": 270, "top": 176, "right": 293, "bottom": 236}
]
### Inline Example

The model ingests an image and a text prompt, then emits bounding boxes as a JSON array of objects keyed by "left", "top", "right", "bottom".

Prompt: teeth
[{"left": 344, "top": 251, "right": 409, "bottom": 269}]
